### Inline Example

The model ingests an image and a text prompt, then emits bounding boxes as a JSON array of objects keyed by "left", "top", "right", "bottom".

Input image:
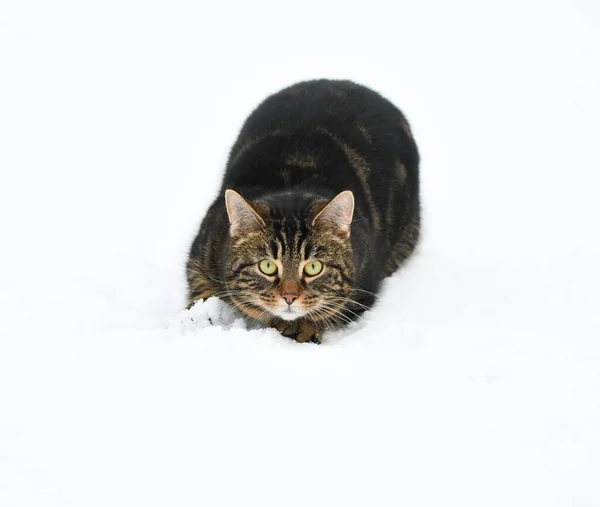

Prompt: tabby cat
[{"left": 187, "top": 79, "right": 420, "bottom": 343}]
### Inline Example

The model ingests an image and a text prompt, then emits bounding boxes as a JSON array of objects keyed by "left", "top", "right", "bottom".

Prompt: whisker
[
  {"left": 311, "top": 304, "right": 352, "bottom": 326},
  {"left": 328, "top": 297, "right": 372, "bottom": 312},
  {"left": 317, "top": 301, "right": 362, "bottom": 322},
  {"left": 308, "top": 307, "right": 337, "bottom": 330},
  {"left": 349, "top": 287, "right": 380, "bottom": 299},
  {"left": 203, "top": 273, "right": 227, "bottom": 286},
  {"left": 318, "top": 307, "right": 354, "bottom": 325}
]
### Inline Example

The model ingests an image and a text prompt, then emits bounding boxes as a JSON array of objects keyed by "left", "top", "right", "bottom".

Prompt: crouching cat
[{"left": 187, "top": 80, "right": 420, "bottom": 343}]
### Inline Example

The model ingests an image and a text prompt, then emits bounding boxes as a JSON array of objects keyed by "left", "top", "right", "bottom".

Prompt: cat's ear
[
  {"left": 224, "top": 189, "right": 266, "bottom": 236},
  {"left": 312, "top": 190, "right": 354, "bottom": 237}
]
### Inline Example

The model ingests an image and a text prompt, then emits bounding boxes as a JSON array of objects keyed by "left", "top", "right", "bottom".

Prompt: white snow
[{"left": 1, "top": 0, "right": 600, "bottom": 505}]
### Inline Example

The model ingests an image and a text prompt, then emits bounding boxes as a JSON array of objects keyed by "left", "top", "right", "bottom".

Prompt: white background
[{"left": 1, "top": 0, "right": 599, "bottom": 505}]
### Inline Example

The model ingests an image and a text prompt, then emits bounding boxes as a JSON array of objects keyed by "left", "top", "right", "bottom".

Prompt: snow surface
[{"left": 1, "top": 0, "right": 600, "bottom": 505}]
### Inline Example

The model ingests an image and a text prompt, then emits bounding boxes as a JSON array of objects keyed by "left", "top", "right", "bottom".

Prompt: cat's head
[{"left": 224, "top": 189, "right": 355, "bottom": 326}]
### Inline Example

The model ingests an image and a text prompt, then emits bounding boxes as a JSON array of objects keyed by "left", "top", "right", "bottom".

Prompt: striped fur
[{"left": 187, "top": 80, "right": 420, "bottom": 342}]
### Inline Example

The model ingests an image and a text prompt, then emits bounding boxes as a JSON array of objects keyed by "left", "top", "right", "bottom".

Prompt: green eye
[
  {"left": 259, "top": 259, "right": 277, "bottom": 275},
  {"left": 303, "top": 260, "right": 323, "bottom": 277}
]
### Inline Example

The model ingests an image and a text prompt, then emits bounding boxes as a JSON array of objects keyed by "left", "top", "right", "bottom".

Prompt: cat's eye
[
  {"left": 303, "top": 260, "right": 323, "bottom": 277},
  {"left": 259, "top": 259, "right": 278, "bottom": 275}
]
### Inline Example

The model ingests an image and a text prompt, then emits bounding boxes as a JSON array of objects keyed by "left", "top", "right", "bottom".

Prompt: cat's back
[
  {"left": 236, "top": 80, "right": 373, "bottom": 132},
  {"left": 224, "top": 80, "right": 418, "bottom": 192},
  {"left": 229, "top": 79, "right": 411, "bottom": 151}
]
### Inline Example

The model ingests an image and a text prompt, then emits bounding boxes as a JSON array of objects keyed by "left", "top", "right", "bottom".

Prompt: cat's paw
[
  {"left": 297, "top": 320, "right": 323, "bottom": 344},
  {"left": 272, "top": 319, "right": 322, "bottom": 344},
  {"left": 273, "top": 319, "right": 299, "bottom": 338}
]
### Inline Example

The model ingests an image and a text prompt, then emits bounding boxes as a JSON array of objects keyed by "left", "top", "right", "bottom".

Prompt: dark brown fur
[{"left": 187, "top": 80, "right": 420, "bottom": 342}]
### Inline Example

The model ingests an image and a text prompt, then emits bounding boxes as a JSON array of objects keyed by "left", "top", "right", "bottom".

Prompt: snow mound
[{"left": 169, "top": 297, "right": 245, "bottom": 334}]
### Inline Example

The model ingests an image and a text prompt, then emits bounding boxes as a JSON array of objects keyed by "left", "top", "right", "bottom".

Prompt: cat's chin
[{"left": 270, "top": 306, "right": 307, "bottom": 321}]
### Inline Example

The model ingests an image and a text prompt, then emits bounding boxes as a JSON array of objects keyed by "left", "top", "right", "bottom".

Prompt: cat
[{"left": 187, "top": 79, "right": 420, "bottom": 343}]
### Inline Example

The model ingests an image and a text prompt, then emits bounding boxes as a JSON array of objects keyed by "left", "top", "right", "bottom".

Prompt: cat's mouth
[{"left": 270, "top": 304, "right": 307, "bottom": 321}]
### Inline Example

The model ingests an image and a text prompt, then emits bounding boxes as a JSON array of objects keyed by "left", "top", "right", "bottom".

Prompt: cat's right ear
[{"left": 224, "top": 189, "right": 266, "bottom": 236}]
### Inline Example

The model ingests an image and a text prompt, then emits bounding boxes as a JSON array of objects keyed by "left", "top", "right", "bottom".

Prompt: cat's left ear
[
  {"left": 312, "top": 190, "right": 354, "bottom": 238},
  {"left": 224, "top": 189, "right": 266, "bottom": 236}
]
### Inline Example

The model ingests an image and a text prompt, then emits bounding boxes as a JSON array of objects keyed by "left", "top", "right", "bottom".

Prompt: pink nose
[{"left": 282, "top": 293, "right": 298, "bottom": 305}]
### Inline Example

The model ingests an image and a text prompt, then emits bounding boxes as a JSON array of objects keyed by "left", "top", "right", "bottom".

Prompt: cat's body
[{"left": 187, "top": 79, "right": 420, "bottom": 342}]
